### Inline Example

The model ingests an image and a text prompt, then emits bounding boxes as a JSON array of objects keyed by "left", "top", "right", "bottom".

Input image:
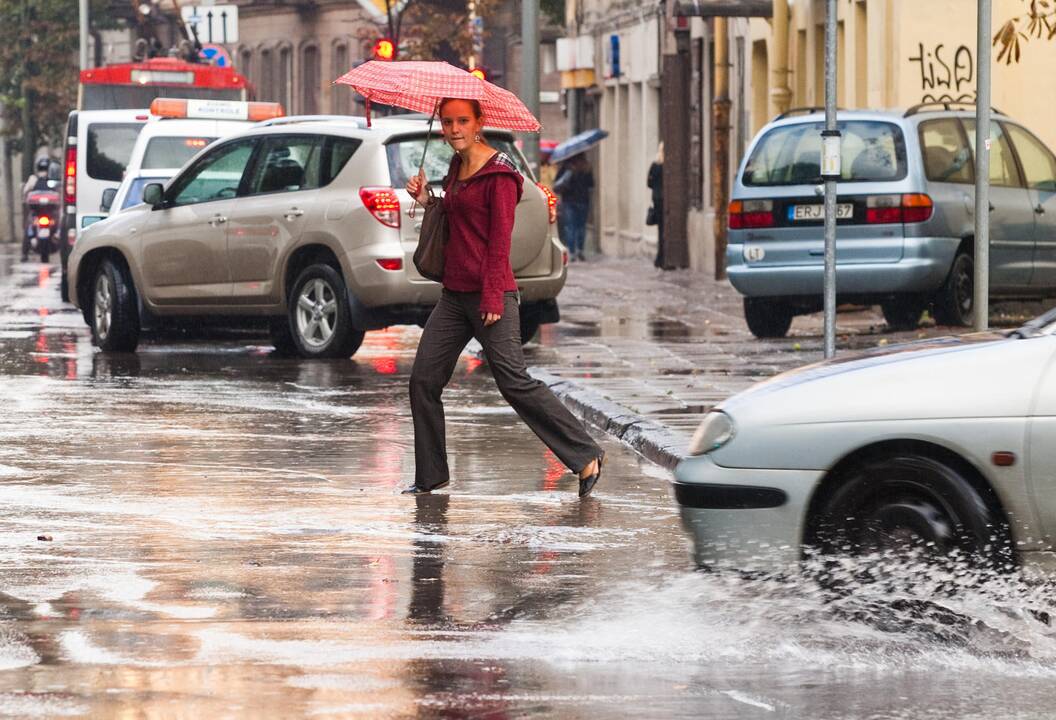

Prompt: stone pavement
[{"left": 525, "top": 255, "right": 1031, "bottom": 469}]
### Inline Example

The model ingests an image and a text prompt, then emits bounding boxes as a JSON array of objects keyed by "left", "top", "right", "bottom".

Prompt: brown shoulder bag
[{"left": 412, "top": 188, "right": 448, "bottom": 283}]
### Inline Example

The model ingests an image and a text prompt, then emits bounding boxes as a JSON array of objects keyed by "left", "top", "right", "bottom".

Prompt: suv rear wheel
[
  {"left": 933, "top": 251, "right": 974, "bottom": 327},
  {"left": 880, "top": 296, "right": 926, "bottom": 331},
  {"left": 743, "top": 298, "right": 793, "bottom": 339},
  {"left": 288, "top": 264, "right": 365, "bottom": 359},
  {"left": 90, "top": 258, "right": 140, "bottom": 352}
]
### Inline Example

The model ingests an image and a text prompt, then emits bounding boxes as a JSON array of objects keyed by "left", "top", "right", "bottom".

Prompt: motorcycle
[{"left": 23, "top": 187, "right": 60, "bottom": 263}]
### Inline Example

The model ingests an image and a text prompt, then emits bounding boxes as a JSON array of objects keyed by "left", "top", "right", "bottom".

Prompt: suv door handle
[
  {"left": 1036, "top": 204, "right": 1046, "bottom": 215},
  {"left": 284, "top": 208, "right": 304, "bottom": 220},
  {"left": 209, "top": 214, "right": 227, "bottom": 227}
]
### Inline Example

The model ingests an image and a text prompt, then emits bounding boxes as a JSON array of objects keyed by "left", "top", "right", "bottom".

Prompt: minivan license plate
[{"left": 791, "top": 203, "right": 853, "bottom": 221}]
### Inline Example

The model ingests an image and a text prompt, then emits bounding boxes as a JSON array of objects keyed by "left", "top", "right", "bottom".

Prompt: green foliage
[{"left": 0, "top": 0, "right": 95, "bottom": 147}]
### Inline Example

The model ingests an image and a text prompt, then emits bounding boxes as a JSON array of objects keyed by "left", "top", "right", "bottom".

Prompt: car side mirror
[
  {"left": 142, "top": 183, "right": 164, "bottom": 208},
  {"left": 100, "top": 187, "right": 117, "bottom": 212}
]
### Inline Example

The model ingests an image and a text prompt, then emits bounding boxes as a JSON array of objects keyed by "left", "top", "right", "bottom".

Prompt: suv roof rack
[
  {"left": 775, "top": 107, "right": 827, "bottom": 120},
  {"left": 256, "top": 115, "right": 368, "bottom": 128},
  {"left": 903, "top": 101, "right": 1006, "bottom": 117}
]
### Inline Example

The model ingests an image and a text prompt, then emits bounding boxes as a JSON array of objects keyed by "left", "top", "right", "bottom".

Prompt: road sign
[
  {"left": 199, "top": 44, "right": 232, "bottom": 68},
  {"left": 181, "top": 4, "right": 239, "bottom": 44}
]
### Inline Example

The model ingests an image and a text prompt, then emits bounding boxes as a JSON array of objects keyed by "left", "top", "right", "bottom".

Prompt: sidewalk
[{"left": 526, "top": 255, "right": 964, "bottom": 469}]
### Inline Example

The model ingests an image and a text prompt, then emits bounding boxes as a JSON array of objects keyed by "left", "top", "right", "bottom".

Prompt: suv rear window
[
  {"left": 386, "top": 135, "right": 531, "bottom": 187},
  {"left": 743, "top": 120, "right": 906, "bottom": 186},
  {"left": 86, "top": 122, "right": 145, "bottom": 181},
  {"left": 142, "top": 136, "right": 217, "bottom": 170}
]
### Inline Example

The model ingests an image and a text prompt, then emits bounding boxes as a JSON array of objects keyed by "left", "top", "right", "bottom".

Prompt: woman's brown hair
[{"left": 439, "top": 97, "right": 483, "bottom": 119}]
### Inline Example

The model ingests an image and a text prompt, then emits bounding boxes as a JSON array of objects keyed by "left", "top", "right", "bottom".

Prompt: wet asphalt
[{"left": 3, "top": 247, "right": 1056, "bottom": 719}]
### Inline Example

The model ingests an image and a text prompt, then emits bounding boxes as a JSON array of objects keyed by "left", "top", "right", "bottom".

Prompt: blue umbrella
[{"left": 550, "top": 128, "right": 609, "bottom": 164}]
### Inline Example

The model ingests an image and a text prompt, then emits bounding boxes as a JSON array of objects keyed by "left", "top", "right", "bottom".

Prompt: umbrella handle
[{"left": 409, "top": 100, "right": 442, "bottom": 220}]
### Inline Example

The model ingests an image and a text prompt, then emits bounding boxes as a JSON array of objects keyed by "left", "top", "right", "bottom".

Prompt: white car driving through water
[{"left": 673, "top": 307, "right": 1056, "bottom": 571}]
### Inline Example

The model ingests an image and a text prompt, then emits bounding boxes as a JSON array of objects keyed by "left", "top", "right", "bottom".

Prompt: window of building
[
  {"left": 332, "top": 42, "right": 351, "bottom": 114},
  {"left": 278, "top": 45, "right": 292, "bottom": 112},
  {"left": 259, "top": 47, "right": 274, "bottom": 103},
  {"left": 238, "top": 47, "right": 252, "bottom": 90},
  {"left": 301, "top": 44, "right": 320, "bottom": 115}
]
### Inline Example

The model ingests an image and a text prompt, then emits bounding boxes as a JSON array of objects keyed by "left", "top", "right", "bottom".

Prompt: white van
[
  {"left": 104, "top": 99, "right": 285, "bottom": 214},
  {"left": 58, "top": 108, "right": 148, "bottom": 298}
]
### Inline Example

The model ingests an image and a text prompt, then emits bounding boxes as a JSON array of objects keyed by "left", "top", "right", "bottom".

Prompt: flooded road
[{"left": 2, "top": 249, "right": 1056, "bottom": 719}]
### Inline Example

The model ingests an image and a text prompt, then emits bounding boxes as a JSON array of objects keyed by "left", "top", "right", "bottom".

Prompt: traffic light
[
  {"left": 373, "top": 38, "right": 396, "bottom": 61},
  {"left": 469, "top": 67, "right": 486, "bottom": 81}
]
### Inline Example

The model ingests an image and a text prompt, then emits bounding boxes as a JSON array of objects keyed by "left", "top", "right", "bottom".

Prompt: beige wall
[{"left": 752, "top": 0, "right": 1056, "bottom": 149}]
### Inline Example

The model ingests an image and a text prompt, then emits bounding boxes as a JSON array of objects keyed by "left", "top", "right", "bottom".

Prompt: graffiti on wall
[{"left": 908, "top": 43, "right": 976, "bottom": 103}]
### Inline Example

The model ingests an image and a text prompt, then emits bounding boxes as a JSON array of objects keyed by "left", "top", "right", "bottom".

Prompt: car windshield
[
  {"left": 386, "top": 134, "right": 532, "bottom": 187},
  {"left": 121, "top": 177, "right": 169, "bottom": 210},
  {"left": 743, "top": 120, "right": 906, "bottom": 186},
  {"left": 142, "top": 136, "right": 217, "bottom": 170}
]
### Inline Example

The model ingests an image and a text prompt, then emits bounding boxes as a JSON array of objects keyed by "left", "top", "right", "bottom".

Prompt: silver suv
[
  {"left": 67, "top": 116, "right": 566, "bottom": 357},
  {"left": 727, "top": 104, "right": 1056, "bottom": 337}
]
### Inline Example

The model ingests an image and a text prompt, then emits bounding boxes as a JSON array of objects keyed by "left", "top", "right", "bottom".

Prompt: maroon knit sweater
[{"left": 441, "top": 151, "right": 523, "bottom": 316}]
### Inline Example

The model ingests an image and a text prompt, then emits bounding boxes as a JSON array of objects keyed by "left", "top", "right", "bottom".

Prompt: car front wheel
[
  {"left": 812, "top": 454, "right": 1012, "bottom": 570},
  {"left": 933, "top": 251, "right": 974, "bottom": 327},
  {"left": 288, "top": 264, "right": 365, "bottom": 359},
  {"left": 743, "top": 298, "right": 793, "bottom": 339},
  {"left": 90, "top": 258, "right": 140, "bottom": 352}
]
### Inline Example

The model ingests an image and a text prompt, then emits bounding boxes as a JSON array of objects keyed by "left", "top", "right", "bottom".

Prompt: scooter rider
[{"left": 22, "top": 158, "right": 53, "bottom": 262}]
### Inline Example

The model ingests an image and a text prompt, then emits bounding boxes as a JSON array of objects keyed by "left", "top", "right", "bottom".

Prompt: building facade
[{"left": 565, "top": 0, "right": 1056, "bottom": 274}]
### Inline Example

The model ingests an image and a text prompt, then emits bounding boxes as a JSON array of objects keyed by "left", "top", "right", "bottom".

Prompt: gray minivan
[{"left": 726, "top": 105, "right": 1056, "bottom": 338}]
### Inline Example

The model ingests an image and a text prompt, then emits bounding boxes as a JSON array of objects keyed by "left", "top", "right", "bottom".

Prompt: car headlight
[{"left": 687, "top": 410, "right": 735, "bottom": 456}]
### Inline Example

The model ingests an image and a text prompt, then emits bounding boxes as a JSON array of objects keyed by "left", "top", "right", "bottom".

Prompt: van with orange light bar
[
  {"left": 105, "top": 100, "right": 285, "bottom": 216},
  {"left": 57, "top": 108, "right": 149, "bottom": 299},
  {"left": 727, "top": 106, "right": 1056, "bottom": 338}
]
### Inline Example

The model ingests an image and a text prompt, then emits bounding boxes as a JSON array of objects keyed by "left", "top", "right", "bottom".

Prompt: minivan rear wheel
[
  {"left": 933, "top": 251, "right": 974, "bottom": 327},
  {"left": 881, "top": 296, "right": 926, "bottom": 331},
  {"left": 288, "top": 264, "right": 365, "bottom": 359},
  {"left": 743, "top": 298, "right": 793, "bottom": 339}
]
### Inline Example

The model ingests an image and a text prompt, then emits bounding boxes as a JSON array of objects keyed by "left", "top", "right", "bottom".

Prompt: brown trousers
[{"left": 410, "top": 289, "right": 601, "bottom": 489}]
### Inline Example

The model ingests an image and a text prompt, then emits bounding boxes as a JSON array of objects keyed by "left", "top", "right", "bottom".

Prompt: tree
[
  {"left": 365, "top": 0, "right": 499, "bottom": 65},
  {"left": 994, "top": 0, "right": 1056, "bottom": 64}
]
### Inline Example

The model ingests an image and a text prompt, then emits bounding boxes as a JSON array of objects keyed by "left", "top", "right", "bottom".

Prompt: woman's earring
[{"left": 475, "top": 134, "right": 480, "bottom": 143}]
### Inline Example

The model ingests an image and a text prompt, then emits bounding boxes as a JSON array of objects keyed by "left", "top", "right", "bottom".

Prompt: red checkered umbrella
[{"left": 334, "top": 60, "right": 541, "bottom": 132}]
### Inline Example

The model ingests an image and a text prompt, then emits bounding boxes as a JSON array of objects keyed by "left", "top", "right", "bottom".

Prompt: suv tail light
[
  {"left": 729, "top": 199, "right": 774, "bottom": 229},
  {"left": 359, "top": 187, "right": 401, "bottom": 228},
  {"left": 864, "top": 193, "right": 933, "bottom": 224},
  {"left": 64, "top": 145, "right": 76, "bottom": 208},
  {"left": 536, "top": 182, "right": 558, "bottom": 224}
]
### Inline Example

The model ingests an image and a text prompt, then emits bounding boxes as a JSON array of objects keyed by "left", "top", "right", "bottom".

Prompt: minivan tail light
[
  {"left": 376, "top": 258, "right": 403, "bottom": 271},
  {"left": 64, "top": 146, "right": 76, "bottom": 207},
  {"left": 902, "top": 193, "right": 933, "bottom": 223},
  {"left": 729, "top": 199, "right": 774, "bottom": 229},
  {"left": 359, "top": 187, "right": 401, "bottom": 228}
]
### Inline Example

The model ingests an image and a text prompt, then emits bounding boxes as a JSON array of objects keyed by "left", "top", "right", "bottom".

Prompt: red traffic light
[
  {"left": 373, "top": 38, "right": 396, "bottom": 61},
  {"left": 469, "top": 67, "right": 486, "bottom": 81}
]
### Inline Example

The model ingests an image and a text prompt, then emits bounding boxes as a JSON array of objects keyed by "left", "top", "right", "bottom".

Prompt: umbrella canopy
[
  {"left": 334, "top": 60, "right": 541, "bottom": 132},
  {"left": 550, "top": 128, "right": 609, "bottom": 164}
]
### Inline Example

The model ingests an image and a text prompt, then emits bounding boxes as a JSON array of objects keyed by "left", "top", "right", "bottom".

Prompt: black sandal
[
  {"left": 401, "top": 480, "right": 450, "bottom": 495},
  {"left": 578, "top": 453, "right": 604, "bottom": 498}
]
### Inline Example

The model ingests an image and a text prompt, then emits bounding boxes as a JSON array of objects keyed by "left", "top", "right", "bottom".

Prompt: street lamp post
[
  {"left": 521, "top": 0, "right": 540, "bottom": 176},
  {"left": 821, "top": 0, "right": 840, "bottom": 358},
  {"left": 79, "top": 0, "right": 89, "bottom": 70},
  {"left": 974, "top": 0, "right": 992, "bottom": 332}
]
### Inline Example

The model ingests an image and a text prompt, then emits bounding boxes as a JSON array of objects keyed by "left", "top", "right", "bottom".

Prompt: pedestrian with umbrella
[
  {"left": 335, "top": 62, "right": 605, "bottom": 498},
  {"left": 550, "top": 129, "right": 607, "bottom": 262}
]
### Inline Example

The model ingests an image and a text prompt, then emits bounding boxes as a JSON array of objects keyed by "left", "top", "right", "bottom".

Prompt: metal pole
[
  {"left": 79, "top": 0, "right": 89, "bottom": 70},
  {"left": 822, "top": 0, "right": 839, "bottom": 358},
  {"left": 521, "top": 0, "right": 540, "bottom": 176},
  {"left": 973, "top": 0, "right": 991, "bottom": 331}
]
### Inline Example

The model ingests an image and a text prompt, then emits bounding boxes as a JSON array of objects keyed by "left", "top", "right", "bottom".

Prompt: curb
[{"left": 528, "top": 367, "right": 686, "bottom": 470}]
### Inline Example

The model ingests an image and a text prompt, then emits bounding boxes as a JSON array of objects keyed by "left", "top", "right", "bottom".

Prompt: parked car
[
  {"left": 727, "top": 103, "right": 1056, "bottom": 338},
  {"left": 58, "top": 108, "right": 149, "bottom": 300},
  {"left": 672, "top": 307, "right": 1056, "bottom": 571},
  {"left": 104, "top": 99, "right": 279, "bottom": 215},
  {"left": 67, "top": 116, "right": 566, "bottom": 358}
]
